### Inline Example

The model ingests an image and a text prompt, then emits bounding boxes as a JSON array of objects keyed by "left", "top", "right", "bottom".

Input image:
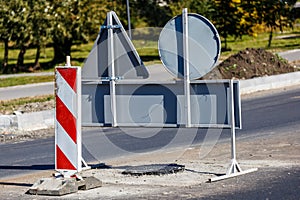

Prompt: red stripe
[
  {"left": 57, "top": 68, "right": 77, "bottom": 92},
  {"left": 56, "top": 96, "right": 77, "bottom": 143},
  {"left": 56, "top": 145, "right": 76, "bottom": 170}
]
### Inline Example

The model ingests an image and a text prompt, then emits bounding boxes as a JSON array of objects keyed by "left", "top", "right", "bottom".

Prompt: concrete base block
[
  {"left": 27, "top": 178, "right": 77, "bottom": 196},
  {"left": 77, "top": 176, "right": 103, "bottom": 190},
  {"left": 16, "top": 110, "right": 54, "bottom": 131},
  {"left": 26, "top": 176, "right": 102, "bottom": 196},
  {"left": 0, "top": 115, "right": 17, "bottom": 128}
]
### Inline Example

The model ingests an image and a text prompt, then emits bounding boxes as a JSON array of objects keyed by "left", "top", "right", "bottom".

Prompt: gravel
[{"left": 0, "top": 127, "right": 54, "bottom": 144}]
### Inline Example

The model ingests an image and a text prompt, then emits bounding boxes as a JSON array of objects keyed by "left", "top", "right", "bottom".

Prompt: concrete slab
[
  {"left": 0, "top": 115, "right": 16, "bottom": 128},
  {"left": 27, "top": 178, "right": 78, "bottom": 196},
  {"left": 16, "top": 110, "right": 54, "bottom": 131},
  {"left": 27, "top": 176, "right": 102, "bottom": 196}
]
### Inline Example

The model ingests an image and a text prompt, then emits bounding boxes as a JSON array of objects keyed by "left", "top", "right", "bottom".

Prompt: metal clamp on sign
[{"left": 101, "top": 25, "right": 121, "bottom": 29}]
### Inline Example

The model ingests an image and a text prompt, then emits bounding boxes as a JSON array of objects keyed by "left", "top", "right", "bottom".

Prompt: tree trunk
[
  {"left": 2, "top": 39, "right": 9, "bottom": 73},
  {"left": 224, "top": 36, "right": 228, "bottom": 50},
  {"left": 15, "top": 45, "right": 27, "bottom": 72},
  {"left": 52, "top": 38, "right": 72, "bottom": 64},
  {"left": 268, "top": 28, "right": 273, "bottom": 48},
  {"left": 33, "top": 44, "right": 41, "bottom": 70},
  {"left": 222, "top": 33, "right": 228, "bottom": 51}
]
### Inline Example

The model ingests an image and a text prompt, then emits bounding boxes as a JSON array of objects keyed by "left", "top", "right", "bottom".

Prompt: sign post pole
[
  {"left": 183, "top": 8, "right": 191, "bottom": 128},
  {"left": 108, "top": 12, "right": 118, "bottom": 127}
]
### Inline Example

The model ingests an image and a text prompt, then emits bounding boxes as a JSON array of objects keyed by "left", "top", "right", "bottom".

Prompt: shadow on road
[
  {"left": 0, "top": 164, "right": 54, "bottom": 171},
  {"left": 0, "top": 182, "right": 32, "bottom": 187}
]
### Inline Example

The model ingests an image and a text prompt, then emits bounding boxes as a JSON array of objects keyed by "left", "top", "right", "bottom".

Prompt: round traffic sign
[{"left": 158, "top": 13, "right": 221, "bottom": 80}]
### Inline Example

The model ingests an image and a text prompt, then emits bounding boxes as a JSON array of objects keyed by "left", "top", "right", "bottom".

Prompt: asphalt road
[{"left": 0, "top": 86, "right": 299, "bottom": 179}]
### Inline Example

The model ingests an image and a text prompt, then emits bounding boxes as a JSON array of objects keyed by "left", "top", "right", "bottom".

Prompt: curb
[
  {"left": 240, "top": 71, "right": 300, "bottom": 94},
  {"left": 0, "top": 110, "right": 54, "bottom": 131},
  {"left": 1, "top": 71, "right": 300, "bottom": 131}
]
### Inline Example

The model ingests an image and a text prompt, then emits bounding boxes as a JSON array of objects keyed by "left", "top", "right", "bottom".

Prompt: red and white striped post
[{"left": 55, "top": 66, "right": 82, "bottom": 176}]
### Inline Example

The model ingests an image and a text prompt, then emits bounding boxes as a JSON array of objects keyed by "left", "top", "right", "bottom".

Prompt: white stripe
[
  {"left": 76, "top": 68, "right": 82, "bottom": 172},
  {"left": 56, "top": 120, "right": 78, "bottom": 169},
  {"left": 56, "top": 70, "right": 77, "bottom": 117}
]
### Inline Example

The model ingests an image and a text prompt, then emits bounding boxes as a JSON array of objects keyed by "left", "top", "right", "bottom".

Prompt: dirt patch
[
  {"left": 0, "top": 99, "right": 55, "bottom": 115},
  {"left": 0, "top": 128, "right": 54, "bottom": 144},
  {"left": 204, "top": 48, "right": 299, "bottom": 80}
]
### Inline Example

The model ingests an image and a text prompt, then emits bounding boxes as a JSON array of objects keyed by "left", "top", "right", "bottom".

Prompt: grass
[
  {"left": 0, "top": 75, "right": 54, "bottom": 88},
  {"left": 0, "top": 44, "right": 54, "bottom": 67},
  {"left": 220, "top": 27, "right": 300, "bottom": 60}
]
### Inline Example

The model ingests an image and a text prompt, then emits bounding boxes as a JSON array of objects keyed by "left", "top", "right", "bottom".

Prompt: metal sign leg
[{"left": 209, "top": 80, "right": 257, "bottom": 182}]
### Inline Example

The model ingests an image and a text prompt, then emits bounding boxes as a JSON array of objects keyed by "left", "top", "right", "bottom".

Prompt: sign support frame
[{"left": 209, "top": 80, "right": 257, "bottom": 182}]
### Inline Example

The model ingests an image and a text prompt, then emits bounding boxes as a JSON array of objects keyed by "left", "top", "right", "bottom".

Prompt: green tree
[
  {"left": 106, "top": 0, "right": 172, "bottom": 29},
  {"left": 49, "top": 0, "right": 107, "bottom": 63},
  {"left": 237, "top": 1, "right": 258, "bottom": 37},
  {"left": 255, "top": 0, "right": 297, "bottom": 47},
  {"left": 189, "top": 0, "right": 213, "bottom": 16},
  {"left": 14, "top": 2, "right": 31, "bottom": 72},
  {"left": 168, "top": 0, "right": 212, "bottom": 17},
  {"left": 0, "top": 0, "right": 29, "bottom": 73},
  {"left": 130, "top": 0, "right": 172, "bottom": 27},
  {"left": 0, "top": 0, "right": 11, "bottom": 73},
  {"left": 209, "top": 0, "right": 245, "bottom": 50},
  {"left": 167, "top": 0, "right": 191, "bottom": 16},
  {"left": 27, "top": 0, "right": 51, "bottom": 69}
]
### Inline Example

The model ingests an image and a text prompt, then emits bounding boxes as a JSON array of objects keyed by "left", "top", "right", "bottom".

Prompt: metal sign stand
[
  {"left": 65, "top": 56, "right": 91, "bottom": 173},
  {"left": 80, "top": 9, "right": 257, "bottom": 183},
  {"left": 209, "top": 80, "right": 257, "bottom": 182},
  {"left": 180, "top": 9, "right": 257, "bottom": 182}
]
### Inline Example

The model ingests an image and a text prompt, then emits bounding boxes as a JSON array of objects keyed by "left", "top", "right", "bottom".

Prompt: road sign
[
  {"left": 55, "top": 67, "right": 82, "bottom": 175},
  {"left": 55, "top": 66, "right": 90, "bottom": 177},
  {"left": 81, "top": 10, "right": 240, "bottom": 128},
  {"left": 82, "top": 11, "right": 149, "bottom": 80},
  {"left": 81, "top": 80, "right": 241, "bottom": 128},
  {"left": 158, "top": 12, "right": 221, "bottom": 80},
  {"left": 80, "top": 9, "right": 257, "bottom": 182}
]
